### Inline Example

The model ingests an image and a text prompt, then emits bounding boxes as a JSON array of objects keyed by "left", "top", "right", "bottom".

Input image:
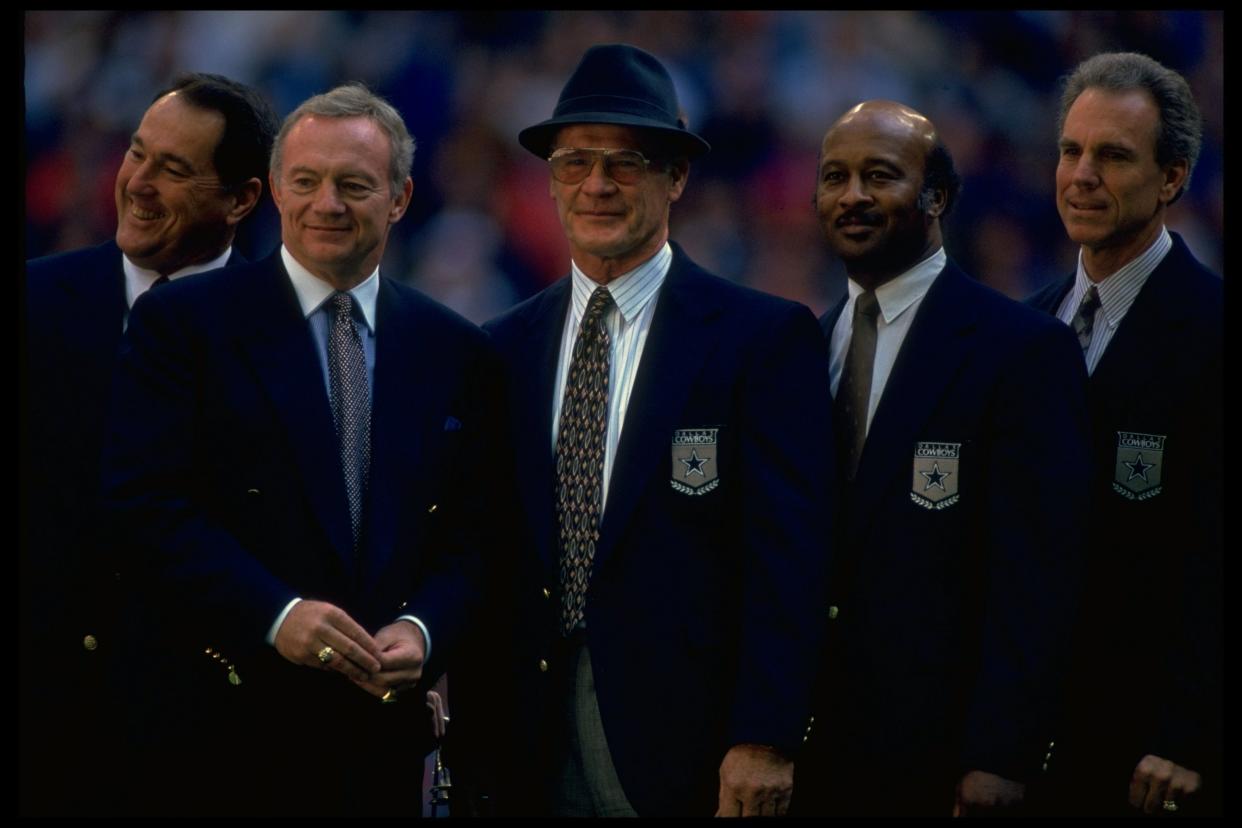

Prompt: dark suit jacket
[
  {"left": 1026, "top": 233, "right": 1222, "bottom": 815},
  {"left": 100, "top": 250, "right": 500, "bottom": 815},
  {"left": 465, "top": 243, "right": 834, "bottom": 816},
  {"left": 798, "top": 260, "right": 1092, "bottom": 816},
  {"left": 20, "top": 240, "right": 245, "bottom": 815}
]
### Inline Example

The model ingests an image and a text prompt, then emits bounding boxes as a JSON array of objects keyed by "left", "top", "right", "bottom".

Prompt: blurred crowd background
[{"left": 24, "top": 10, "right": 1223, "bottom": 319}]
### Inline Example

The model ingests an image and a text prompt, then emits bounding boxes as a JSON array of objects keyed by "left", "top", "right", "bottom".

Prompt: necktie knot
[
  {"left": 855, "top": 290, "right": 880, "bottom": 320},
  {"left": 582, "top": 287, "right": 615, "bottom": 330},
  {"left": 1072, "top": 285, "right": 1101, "bottom": 352},
  {"left": 331, "top": 291, "right": 356, "bottom": 319}
]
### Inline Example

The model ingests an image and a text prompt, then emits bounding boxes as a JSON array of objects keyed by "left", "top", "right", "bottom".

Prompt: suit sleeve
[
  {"left": 960, "top": 318, "right": 1092, "bottom": 780},
  {"left": 1152, "top": 311, "right": 1222, "bottom": 781},
  {"left": 727, "top": 303, "right": 836, "bottom": 754},
  {"left": 101, "top": 289, "right": 297, "bottom": 656}
]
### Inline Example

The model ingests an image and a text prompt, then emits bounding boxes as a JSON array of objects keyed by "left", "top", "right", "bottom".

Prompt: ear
[
  {"left": 1158, "top": 159, "right": 1189, "bottom": 205},
  {"left": 389, "top": 177, "right": 413, "bottom": 224},
  {"left": 666, "top": 158, "right": 690, "bottom": 204},
  {"left": 923, "top": 186, "right": 947, "bottom": 219},
  {"left": 225, "top": 177, "right": 263, "bottom": 226}
]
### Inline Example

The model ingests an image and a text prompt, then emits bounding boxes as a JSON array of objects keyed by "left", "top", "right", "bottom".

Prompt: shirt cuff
[
  {"left": 397, "top": 615, "right": 431, "bottom": 663},
  {"left": 267, "top": 597, "right": 303, "bottom": 646}
]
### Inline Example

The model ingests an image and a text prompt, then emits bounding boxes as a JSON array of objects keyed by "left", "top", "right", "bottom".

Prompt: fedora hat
[{"left": 518, "top": 43, "right": 710, "bottom": 159}]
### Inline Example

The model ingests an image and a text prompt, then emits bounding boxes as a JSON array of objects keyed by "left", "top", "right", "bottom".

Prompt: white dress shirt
[
  {"left": 830, "top": 247, "right": 947, "bottom": 436},
  {"left": 121, "top": 246, "right": 233, "bottom": 328}
]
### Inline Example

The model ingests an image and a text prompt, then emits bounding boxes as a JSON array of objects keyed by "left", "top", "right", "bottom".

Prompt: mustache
[{"left": 836, "top": 209, "right": 883, "bottom": 228}]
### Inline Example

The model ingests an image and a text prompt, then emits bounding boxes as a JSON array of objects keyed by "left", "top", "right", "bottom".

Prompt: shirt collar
[
  {"left": 122, "top": 246, "right": 233, "bottom": 308},
  {"left": 847, "top": 246, "right": 946, "bottom": 325},
  {"left": 282, "top": 245, "right": 380, "bottom": 333},
  {"left": 569, "top": 242, "right": 672, "bottom": 325},
  {"left": 1072, "top": 226, "right": 1171, "bottom": 329}
]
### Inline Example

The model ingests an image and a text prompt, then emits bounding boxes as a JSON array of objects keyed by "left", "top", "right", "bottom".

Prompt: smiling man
[
  {"left": 22, "top": 72, "right": 276, "bottom": 816},
  {"left": 457, "top": 43, "right": 835, "bottom": 817},
  {"left": 1028, "top": 52, "right": 1222, "bottom": 818},
  {"left": 100, "top": 83, "right": 502, "bottom": 815},
  {"left": 793, "top": 100, "right": 1092, "bottom": 817}
]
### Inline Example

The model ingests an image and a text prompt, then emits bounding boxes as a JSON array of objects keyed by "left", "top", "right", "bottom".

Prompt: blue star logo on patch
[
  {"left": 671, "top": 428, "right": 720, "bottom": 495},
  {"left": 680, "top": 447, "right": 708, "bottom": 477},
  {"left": 920, "top": 461, "right": 951, "bottom": 491},
  {"left": 1123, "top": 452, "right": 1154, "bottom": 483}
]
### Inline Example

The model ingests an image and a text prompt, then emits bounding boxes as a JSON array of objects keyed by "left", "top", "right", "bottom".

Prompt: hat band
[{"left": 553, "top": 93, "right": 679, "bottom": 125}]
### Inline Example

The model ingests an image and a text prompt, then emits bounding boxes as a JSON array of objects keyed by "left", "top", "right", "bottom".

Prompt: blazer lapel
[
  {"left": 239, "top": 254, "right": 355, "bottom": 565},
  {"left": 65, "top": 243, "right": 128, "bottom": 377},
  {"left": 1089, "top": 240, "right": 1191, "bottom": 386},
  {"left": 593, "top": 252, "right": 720, "bottom": 574},
  {"left": 850, "top": 262, "right": 978, "bottom": 534},
  {"left": 360, "top": 281, "right": 453, "bottom": 595},
  {"left": 511, "top": 281, "right": 572, "bottom": 580}
]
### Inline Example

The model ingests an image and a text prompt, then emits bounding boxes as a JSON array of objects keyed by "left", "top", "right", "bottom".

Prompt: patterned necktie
[
  {"left": 1071, "top": 285, "right": 1101, "bottom": 352},
  {"left": 328, "top": 292, "right": 371, "bottom": 550},
  {"left": 556, "top": 286, "right": 615, "bottom": 637},
  {"left": 835, "top": 290, "right": 880, "bottom": 481}
]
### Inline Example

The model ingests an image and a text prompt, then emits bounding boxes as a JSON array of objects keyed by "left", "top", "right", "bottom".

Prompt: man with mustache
[
  {"left": 1028, "top": 51, "right": 1222, "bottom": 817},
  {"left": 793, "top": 100, "right": 1091, "bottom": 816},
  {"left": 458, "top": 43, "right": 834, "bottom": 817},
  {"left": 22, "top": 72, "right": 277, "bottom": 815}
]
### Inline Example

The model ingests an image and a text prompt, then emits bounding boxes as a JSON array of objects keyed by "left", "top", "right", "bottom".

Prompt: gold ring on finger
[
  {"left": 317, "top": 645, "right": 335, "bottom": 665},
  {"left": 1162, "top": 800, "right": 1179, "bottom": 813}
]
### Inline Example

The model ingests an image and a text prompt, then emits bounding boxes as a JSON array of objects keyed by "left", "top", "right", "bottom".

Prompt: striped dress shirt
[
  {"left": 551, "top": 242, "right": 672, "bottom": 512},
  {"left": 1057, "top": 227, "right": 1172, "bottom": 376}
]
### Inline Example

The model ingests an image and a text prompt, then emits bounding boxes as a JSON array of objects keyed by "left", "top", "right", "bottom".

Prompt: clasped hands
[{"left": 273, "top": 599, "right": 424, "bottom": 700}]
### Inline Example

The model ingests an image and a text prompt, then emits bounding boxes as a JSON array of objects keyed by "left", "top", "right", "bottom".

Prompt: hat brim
[{"left": 518, "top": 112, "right": 711, "bottom": 159}]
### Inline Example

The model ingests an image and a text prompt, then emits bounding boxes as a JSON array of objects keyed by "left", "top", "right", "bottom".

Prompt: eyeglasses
[{"left": 548, "top": 147, "right": 654, "bottom": 185}]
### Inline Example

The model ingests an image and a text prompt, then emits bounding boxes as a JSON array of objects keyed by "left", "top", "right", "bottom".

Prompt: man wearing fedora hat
[{"left": 457, "top": 43, "right": 835, "bottom": 817}]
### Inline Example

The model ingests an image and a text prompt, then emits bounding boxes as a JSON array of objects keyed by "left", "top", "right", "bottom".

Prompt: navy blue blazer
[
  {"left": 472, "top": 244, "right": 835, "bottom": 816},
  {"left": 801, "top": 260, "right": 1092, "bottom": 812},
  {"left": 100, "top": 250, "right": 501, "bottom": 812},
  {"left": 1027, "top": 233, "right": 1222, "bottom": 810},
  {"left": 21, "top": 240, "right": 245, "bottom": 814}
]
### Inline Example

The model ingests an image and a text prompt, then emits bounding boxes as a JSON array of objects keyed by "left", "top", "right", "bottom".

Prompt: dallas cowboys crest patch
[
  {"left": 1113, "top": 431, "right": 1165, "bottom": 500},
  {"left": 671, "top": 428, "right": 719, "bottom": 495},
  {"left": 911, "top": 441, "right": 960, "bottom": 510}
]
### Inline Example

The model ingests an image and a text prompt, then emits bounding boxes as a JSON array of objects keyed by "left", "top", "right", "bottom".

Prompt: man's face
[
  {"left": 114, "top": 93, "right": 235, "bottom": 275},
  {"left": 815, "top": 108, "right": 937, "bottom": 284},
  {"left": 1056, "top": 87, "right": 1184, "bottom": 270},
  {"left": 549, "top": 124, "right": 685, "bottom": 279},
  {"left": 271, "top": 115, "right": 411, "bottom": 287}
]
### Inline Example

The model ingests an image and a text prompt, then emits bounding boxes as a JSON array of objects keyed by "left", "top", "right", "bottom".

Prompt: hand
[
  {"left": 350, "top": 620, "right": 426, "bottom": 699},
  {"left": 952, "top": 770, "right": 1025, "bottom": 816},
  {"left": 715, "top": 743, "right": 794, "bottom": 817},
  {"left": 1129, "top": 754, "right": 1201, "bottom": 814},
  {"left": 273, "top": 599, "right": 382, "bottom": 681}
]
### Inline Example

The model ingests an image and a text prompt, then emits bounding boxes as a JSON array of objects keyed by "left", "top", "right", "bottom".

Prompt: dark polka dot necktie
[
  {"left": 835, "top": 290, "right": 879, "bottom": 481},
  {"left": 328, "top": 292, "right": 371, "bottom": 550},
  {"left": 555, "top": 287, "right": 614, "bottom": 636}
]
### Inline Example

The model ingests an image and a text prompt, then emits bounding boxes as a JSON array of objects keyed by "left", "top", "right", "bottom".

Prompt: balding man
[{"left": 793, "top": 101, "right": 1092, "bottom": 816}]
